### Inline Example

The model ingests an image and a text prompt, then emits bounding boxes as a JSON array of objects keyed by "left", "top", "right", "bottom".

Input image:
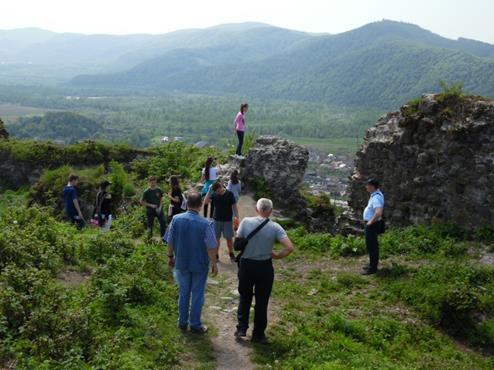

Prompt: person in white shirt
[
  {"left": 362, "top": 179, "right": 385, "bottom": 275},
  {"left": 226, "top": 170, "right": 241, "bottom": 201}
]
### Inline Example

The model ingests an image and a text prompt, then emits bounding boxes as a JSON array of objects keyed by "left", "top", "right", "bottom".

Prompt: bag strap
[{"left": 246, "top": 218, "right": 270, "bottom": 241}]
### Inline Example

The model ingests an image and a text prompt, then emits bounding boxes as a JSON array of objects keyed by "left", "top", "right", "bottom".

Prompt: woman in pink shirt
[{"left": 234, "top": 103, "right": 249, "bottom": 157}]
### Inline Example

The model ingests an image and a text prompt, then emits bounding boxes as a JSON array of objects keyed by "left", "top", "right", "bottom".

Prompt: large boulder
[
  {"left": 239, "top": 136, "right": 335, "bottom": 232},
  {"left": 349, "top": 94, "right": 494, "bottom": 229}
]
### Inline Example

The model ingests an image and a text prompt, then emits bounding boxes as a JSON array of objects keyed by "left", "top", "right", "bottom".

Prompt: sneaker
[
  {"left": 178, "top": 324, "right": 188, "bottom": 332},
  {"left": 190, "top": 325, "right": 208, "bottom": 334},
  {"left": 229, "top": 252, "right": 236, "bottom": 263},
  {"left": 234, "top": 328, "right": 247, "bottom": 338},
  {"left": 251, "top": 335, "right": 268, "bottom": 344},
  {"left": 361, "top": 268, "right": 377, "bottom": 276}
]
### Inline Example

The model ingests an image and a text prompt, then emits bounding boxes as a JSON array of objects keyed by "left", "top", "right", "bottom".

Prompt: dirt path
[{"left": 204, "top": 194, "right": 260, "bottom": 370}]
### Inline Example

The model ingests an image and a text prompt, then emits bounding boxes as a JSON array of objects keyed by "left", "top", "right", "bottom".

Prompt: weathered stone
[
  {"left": 349, "top": 94, "right": 494, "bottom": 229},
  {"left": 228, "top": 136, "right": 336, "bottom": 232}
]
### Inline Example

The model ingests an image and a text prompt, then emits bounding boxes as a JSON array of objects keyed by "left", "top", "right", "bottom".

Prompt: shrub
[
  {"left": 384, "top": 261, "right": 494, "bottom": 349},
  {"left": 286, "top": 227, "right": 366, "bottom": 256},
  {"left": 0, "top": 207, "right": 77, "bottom": 272},
  {"left": 131, "top": 141, "right": 226, "bottom": 183}
]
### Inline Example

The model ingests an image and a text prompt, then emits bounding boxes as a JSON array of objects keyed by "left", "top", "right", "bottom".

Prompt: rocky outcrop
[
  {"left": 349, "top": 94, "right": 494, "bottom": 229},
  {"left": 236, "top": 136, "right": 335, "bottom": 232}
]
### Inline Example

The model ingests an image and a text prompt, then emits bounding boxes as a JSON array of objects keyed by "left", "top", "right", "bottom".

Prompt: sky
[{"left": 1, "top": 0, "right": 493, "bottom": 44}]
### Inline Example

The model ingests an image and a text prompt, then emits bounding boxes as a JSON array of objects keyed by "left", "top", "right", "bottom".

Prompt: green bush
[
  {"left": 0, "top": 139, "right": 145, "bottom": 167},
  {"left": 287, "top": 227, "right": 365, "bottom": 256},
  {"left": 0, "top": 207, "right": 77, "bottom": 272},
  {"left": 131, "top": 141, "right": 226, "bottom": 183},
  {"left": 0, "top": 207, "right": 182, "bottom": 368},
  {"left": 384, "top": 262, "right": 494, "bottom": 350}
]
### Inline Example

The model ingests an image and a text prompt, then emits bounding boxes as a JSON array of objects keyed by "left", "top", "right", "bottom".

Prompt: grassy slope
[
  {"left": 1, "top": 141, "right": 494, "bottom": 368},
  {"left": 252, "top": 227, "right": 494, "bottom": 369}
]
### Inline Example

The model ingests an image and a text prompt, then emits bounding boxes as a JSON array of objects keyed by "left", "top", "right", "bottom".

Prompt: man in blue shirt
[
  {"left": 362, "top": 179, "right": 385, "bottom": 275},
  {"left": 63, "top": 173, "right": 86, "bottom": 229},
  {"left": 164, "top": 191, "right": 218, "bottom": 334}
]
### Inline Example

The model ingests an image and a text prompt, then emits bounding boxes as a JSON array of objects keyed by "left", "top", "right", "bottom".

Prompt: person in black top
[
  {"left": 141, "top": 176, "right": 166, "bottom": 238},
  {"left": 167, "top": 175, "right": 184, "bottom": 221},
  {"left": 94, "top": 180, "right": 113, "bottom": 231},
  {"left": 204, "top": 182, "right": 239, "bottom": 263}
]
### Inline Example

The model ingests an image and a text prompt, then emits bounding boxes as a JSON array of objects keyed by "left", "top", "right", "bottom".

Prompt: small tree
[{"left": 0, "top": 118, "right": 8, "bottom": 139}]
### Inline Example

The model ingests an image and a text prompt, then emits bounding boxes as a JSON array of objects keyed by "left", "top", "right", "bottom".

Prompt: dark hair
[
  {"left": 204, "top": 157, "right": 214, "bottom": 181},
  {"left": 68, "top": 174, "right": 79, "bottom": 182},
  {"left": 240, "top": 103, "right": 249, "bottom": 114},
  {"left": 148, "top": 176, "right": 157, "bottom": 182},
  {"left": 211, "top": 181, "right": 222, "bottom": 192},
  {"left": 187, "top": 191, "right": 202, "bottom": 209},
  {"left": 367, "top": 179, "right": 380, "bottom": 188},
  {"left": 99, "top": 180, "right": 111, "bottom": 190},
  {"left": 230, "top": 170, "right": 239, "bottom": 185},
  {"left": 169, "top": 175, "right": 180, "bottom": 190}
]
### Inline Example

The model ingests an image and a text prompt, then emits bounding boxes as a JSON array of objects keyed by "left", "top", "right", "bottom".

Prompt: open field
[{"left": 0, "top": 103, "right": 60, "bottom": 122}]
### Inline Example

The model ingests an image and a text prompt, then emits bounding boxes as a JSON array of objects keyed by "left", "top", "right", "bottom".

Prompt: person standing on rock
[
  {"left": 201, "top": 157, "right": 218, "bottom": 218},
  {"left": 234, "top": 103, "right": 248, "bottom": 158},
  {"left": 204, "top": 182, "right": 239, "bottom": 263},
  {"left": 141, "top": 176, "right": 166, "bottom": 238},
  {"left": 164, "top": 191, "right": 218, "bottom": 334},
  {"left": 63, "top": 173, "right": 86, "bottom": 229},
  {"left": 235, "top": 198, "right": 294, "bottom": 343},
  {"left": 362, "top": 179, "right": 385, "bottom": 275}
]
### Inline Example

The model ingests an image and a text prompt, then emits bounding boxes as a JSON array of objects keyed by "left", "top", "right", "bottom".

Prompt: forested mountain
[
  {"left": 0, "top": 23, "right": 310, "bottom": 83},
  {"left": 71, "top": 20, "right": 494, "bottom": 108},
  {"left": 2, "top": 21, "right": 494, "bottom": 107}
]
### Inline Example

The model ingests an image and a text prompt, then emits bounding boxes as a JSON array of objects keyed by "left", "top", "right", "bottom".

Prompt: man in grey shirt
[{"left": 235, "top": 198, "right": 294, "bottom": 342}]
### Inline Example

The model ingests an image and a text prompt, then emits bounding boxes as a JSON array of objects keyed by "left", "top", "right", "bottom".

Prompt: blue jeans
[{"left": 174, "top": 269, "right": 209, "bottom": 329}]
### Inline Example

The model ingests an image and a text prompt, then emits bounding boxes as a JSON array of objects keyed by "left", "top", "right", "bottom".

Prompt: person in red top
[{"left": 234, "top": 103, "right": 248, "bottom": 157}]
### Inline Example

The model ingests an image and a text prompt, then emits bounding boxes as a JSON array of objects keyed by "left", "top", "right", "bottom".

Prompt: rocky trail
[{"left": 203, "top": 194, "right": 269, "bottom": 370}]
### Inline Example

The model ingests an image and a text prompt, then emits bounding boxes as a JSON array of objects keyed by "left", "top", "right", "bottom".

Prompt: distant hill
[
  {"left": 8, "top": 111, "right": 102, "bottom": 144},
  {"left": 0, "top": 23, "right": 310, "bottom": 83},
  {"left": 2, "top": 21, "right": 494, "bottom": 108},
  {"left": 70, "top": 20, "right": 494, "bottom": 108}
]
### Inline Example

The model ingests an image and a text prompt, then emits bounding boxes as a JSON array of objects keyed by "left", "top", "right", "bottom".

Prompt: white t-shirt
[
  {"left": 202, "top": 167, "right": 218, "bottom": 181},
  {"left": 226, "top": 180, "right": 242, "bottom": 201}
]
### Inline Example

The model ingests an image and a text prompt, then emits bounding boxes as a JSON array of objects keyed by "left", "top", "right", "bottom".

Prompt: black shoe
[
  {"left": 178, "top": 324, "right": 188, "bottom": 332},
  {"left": 190, "top": 325, "right": 208, "bottom": 334},
  {"left": 251, "top": 335, "right": 268, "bottom": 344},
  {"left": 229, "top": 253, "right": 236, "bottom": 263},
  {"left": 361, "top": 268, "right": 377, "bottom": 275},
  {"left": 234, "top": 328, "right": 247, "bottom": 338}
]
